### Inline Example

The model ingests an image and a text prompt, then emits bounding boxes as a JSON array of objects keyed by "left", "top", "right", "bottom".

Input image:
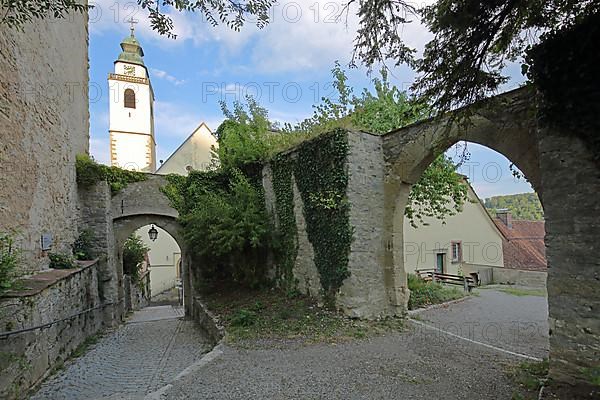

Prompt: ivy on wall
[
  {"left": 75, "top": 154, "right": 146, "bottom": 195},
  {"left": 272, "top": 129, "right": 352, "bottom": 299},
  {"left": 271, "top": 156, "right": 298, "bottom": 290}
]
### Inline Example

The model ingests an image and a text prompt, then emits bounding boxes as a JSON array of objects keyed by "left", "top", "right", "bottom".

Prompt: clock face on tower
[{"left": 123, "top": 65, "right": 136, "bottom": 76}]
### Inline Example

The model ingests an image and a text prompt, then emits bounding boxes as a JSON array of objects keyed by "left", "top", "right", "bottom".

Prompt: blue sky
[{"left": 87, "top": 0, "right": 534, "bottom": 199}]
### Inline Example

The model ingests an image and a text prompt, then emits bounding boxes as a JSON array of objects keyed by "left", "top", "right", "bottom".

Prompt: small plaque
[{"left": 41, "top": 233, "right": 53, "bottom": 251}]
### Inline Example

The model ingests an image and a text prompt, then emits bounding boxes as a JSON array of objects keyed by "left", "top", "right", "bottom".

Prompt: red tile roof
[{"left": 493, "top": 218, "right": 547, "bottom": 271}]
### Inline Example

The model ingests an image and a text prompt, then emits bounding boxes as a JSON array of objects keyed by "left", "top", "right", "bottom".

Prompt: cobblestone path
[{"left": 30, "top": 306, "right": 212, "bottom": 400}]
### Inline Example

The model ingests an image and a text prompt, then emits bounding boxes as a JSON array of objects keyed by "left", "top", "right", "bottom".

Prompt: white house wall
[
  {"left": 136, "top": 225, "right": 180, "bottom": 296},
  {"left": 402, "top": 184, "right": 504, "bottom": 275}
]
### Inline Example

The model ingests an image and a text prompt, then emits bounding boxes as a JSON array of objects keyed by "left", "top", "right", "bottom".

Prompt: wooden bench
[{"left": 415, "top": 270, "right": 477, "bottom": 292}]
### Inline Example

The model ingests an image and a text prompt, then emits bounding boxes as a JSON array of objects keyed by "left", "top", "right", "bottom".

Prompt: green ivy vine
[
  {"left": 76, "top": 154, "right": 147, "bottom": 195},
  {"left": 272, "top": 129, "right": 352, "bottom": 299},
  {"left": 271, "top": 155, "right": 298, "bottom": 290}
]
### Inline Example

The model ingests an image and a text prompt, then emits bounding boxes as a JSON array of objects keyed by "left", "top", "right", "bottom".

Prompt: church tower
[{"left": 108, "top": 22, "right": 156, "bottom": 172}]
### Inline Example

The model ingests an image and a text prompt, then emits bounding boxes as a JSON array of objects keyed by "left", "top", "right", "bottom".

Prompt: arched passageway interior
[
  {"left": 398, "top": 142, "right": 549, "bottom": 362},
  {"left": 113, "top": 214, "right": 191, "bottom": 315},
  {"left": 136, "top": 224, "right": 183, "bottom": 303}
]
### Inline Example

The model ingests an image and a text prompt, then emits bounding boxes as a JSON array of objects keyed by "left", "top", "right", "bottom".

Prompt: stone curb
[
  {"left": 406, "top": 294, "right": 473, "bottom": 316},
  {"left": 144, "top": 343, "right": 225, "bottom": 400}
]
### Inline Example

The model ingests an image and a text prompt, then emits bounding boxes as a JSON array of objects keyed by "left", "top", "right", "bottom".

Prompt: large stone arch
[
  {"left": 110, "top": 175, "right": 193, "bottom": 314},
  {"left": 338, "top": 85, "right": 599, "bottom": 387},
  {"left": 380, "top": 87, "right": 541, "bottom": 313}
]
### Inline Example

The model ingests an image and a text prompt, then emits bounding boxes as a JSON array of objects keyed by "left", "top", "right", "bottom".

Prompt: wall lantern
[{"left": 148, "top": 225, "right": 158, "bottom": 241}]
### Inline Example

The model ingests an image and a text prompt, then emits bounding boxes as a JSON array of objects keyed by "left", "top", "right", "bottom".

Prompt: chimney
[{"left": 496, "top": 209, "right": 512, "bottom": 228}]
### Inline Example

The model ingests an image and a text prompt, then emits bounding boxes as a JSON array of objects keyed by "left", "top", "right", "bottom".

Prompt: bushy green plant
[
  {"left": 0, "top": 233, "right": 20, "bottom": 293},
  {"left": 72, "top": 229, "right": 94, "bottom": 260},
  {"left": 230, "top": 309, "right": 258, "bottom": 327},
  {"left": 284, "top": 64, "right": 468, "bottom": 228},
  {"left": 407, "top": 274, "right": 465, "bottom": 310},
  {"left": 214, "top": 98, "right": 272, "bottom": 171},
  {"left": 122, "top": 234, "right": 149, "bottom": 282},
  {"left": 48, "top": 252, "right": 76, "bottom": 269},
  {"left": 179, "top": 169, "right": 272, "bottom": 288},
  {"left": 75, "top": 154, "right": 147, "bottom": 195}
]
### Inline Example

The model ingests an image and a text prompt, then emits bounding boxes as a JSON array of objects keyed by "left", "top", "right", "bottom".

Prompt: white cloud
[
  {"left": 150, "top": 68, "right": 186, "bottom": 85},
  {"left": 89, "top": 137, "right": 110, "bottom": 165},
  {"left": 89, "top": 0, "right": 434, "bottom": 74},
  {"left": 154, "top": 100, "right": 203, "bottom": 139}
]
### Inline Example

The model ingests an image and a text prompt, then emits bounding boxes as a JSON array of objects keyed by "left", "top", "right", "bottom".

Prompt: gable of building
[{"left": 156, "top": 122, "right": 218, "bottom": 175}]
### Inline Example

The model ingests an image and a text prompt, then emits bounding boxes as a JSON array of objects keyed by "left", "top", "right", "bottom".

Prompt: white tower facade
[{"left": 108, "top": 25, "right": 156, "bottom": 172}]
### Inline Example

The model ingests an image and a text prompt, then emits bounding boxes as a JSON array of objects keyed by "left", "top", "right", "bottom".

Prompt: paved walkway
[
  {"left": 30, "top": 306, "right": 211, "bottom": 400},
  {"left": 161, "top": 287, "right": 549, "bottom": 399}
]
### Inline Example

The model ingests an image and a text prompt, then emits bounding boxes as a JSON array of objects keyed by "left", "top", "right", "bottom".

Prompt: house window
[
  {"left": 451, "top": 241, "right": 462, "bottom": 262},
  {"left": 124, "top": 88, "right": 136, "bottom": 109}
]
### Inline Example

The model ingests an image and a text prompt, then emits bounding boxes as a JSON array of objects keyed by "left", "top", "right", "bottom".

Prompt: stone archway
[
  {"left": 338, "top": 85, "right": 599, "bottom": 387},
  {"left": 110, "top": 175, "right": 193, "bottom": 316},
  {"left": 381, "top": 87, "right": 541, "bottom": 313}
]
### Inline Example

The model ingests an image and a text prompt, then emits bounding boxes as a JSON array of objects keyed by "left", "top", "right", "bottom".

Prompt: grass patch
[
  {"left": 407, "top": 274, "right": 466, "bottom": 310},
  {"left": 71, "top": 333, "right": 101, "bottom": 358},
  {"left": 506, "top": 359, "right": 549, "bottom": 399},
  {"left": 202, "top": 286, "right": 404, "bottom": 344},
  {"left": 498, "top": 287, "right": 546, "bottom": 297},
  {"left": 582, "top": 366, "right": 600, "bottom": 386}
]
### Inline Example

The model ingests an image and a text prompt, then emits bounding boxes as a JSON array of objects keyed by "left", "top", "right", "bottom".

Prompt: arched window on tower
[{"left": 124, "top": 88, "right": 136, "bottom": 109}]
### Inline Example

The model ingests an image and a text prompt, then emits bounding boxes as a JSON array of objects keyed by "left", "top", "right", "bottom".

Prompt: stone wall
[
  {"left": 192, "top": 297, "right": 225, "bottom": 346},
  {"left": 261, "top": 131, "right": 394, "bottom": 317},
  {"left": 538, "top": 126, "right": 600, "bottom": 388},
  {"left": 491, "top": 267, "right": 547, "bottom": 288},
  {"left": 0, "top": 7, "right": 90, "bottom": 273},
  {"left": 338, "top": 131, "right": 392, "bottom": 318},
  {"left": 78, "top": 182, "right": 122, "bottom": 324},
  {"left": 0, "top": 261, "right": 103, "bottom": 399}
]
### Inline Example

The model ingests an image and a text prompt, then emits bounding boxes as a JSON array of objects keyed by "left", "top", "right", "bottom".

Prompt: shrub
[
  {"left": 48, "top": 252, "right": 77, "bottom": 269},
  {"left": 230, "top": 309, "right": 258, "bottom": 327},
  {"left": 0, "top": 233, "right": 20, "bottom": 293},
  {"left": 73, "top": 229, "right": 94, "bottom": 260},
  {"left": 407, "top": 273, "right": 465, "bottom": 310},
  {"left": 168, "top": 168, "right": 272, "bottom": 289},
  {"left": 122, "top": 234, "right": 149, "bottom": 282}
]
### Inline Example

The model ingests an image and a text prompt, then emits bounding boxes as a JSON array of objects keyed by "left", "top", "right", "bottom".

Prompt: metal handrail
[{"left": 0, "top": 301, "right": 120, "bottom": 339}]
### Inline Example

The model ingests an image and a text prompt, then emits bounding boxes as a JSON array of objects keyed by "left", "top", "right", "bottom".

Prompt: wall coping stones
[{"left": 0, "top": 259, "right": 99, "bottom": 298}]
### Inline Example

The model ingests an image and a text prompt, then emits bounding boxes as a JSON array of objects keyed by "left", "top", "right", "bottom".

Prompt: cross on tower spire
[{"left": 127, "top": 17, "right": 138, "bottom": 36}]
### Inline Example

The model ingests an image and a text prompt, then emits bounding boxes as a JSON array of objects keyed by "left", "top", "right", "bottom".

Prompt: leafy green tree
[
  {"left": 122, "top": 234, "right": 149, "bottom": 282},
  {"left": 165, "top": 168, "right": 272, "bottom": 288},
  {"left": 287, "top": 64, "right": 468, "bottom": 227},
  {"left": 405, "top": 156, "right": 468, "bottom": 228},
  {"left": 214, "top": 98, "right": 272, "bottom": 170},
  {"left": 1, "top": 0, "right": 274, "bottom": 34},
  {"left": 484, "top": 193, "right": 543, "bottom": 221},
  {"left": 348, "top": 0, "right": 598, "bottom": 110}
]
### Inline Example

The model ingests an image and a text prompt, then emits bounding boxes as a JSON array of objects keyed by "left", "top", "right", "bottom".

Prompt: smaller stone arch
[{"left": 110, "top": 175, "right": 193, "bottom": 315}]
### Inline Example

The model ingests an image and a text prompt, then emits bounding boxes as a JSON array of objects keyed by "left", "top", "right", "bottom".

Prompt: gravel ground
[
  {"left": 161, "top": 287, "right": 549, "bottom": 400},
  {"left": 414, "top": 285, "right": 549, "bottom": 359}
]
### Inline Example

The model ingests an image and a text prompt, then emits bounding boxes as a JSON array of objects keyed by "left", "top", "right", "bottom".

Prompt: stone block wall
[
  {"left": 0, "top": 7, "right": 90, "bottom": 273},
  {"left": 338, "top": 131, "right": 390, "bottom": 318},
  {"left": 78, "top": 182, "right": 122, "bottom": 324},
  {"left": 262, "top": 131, "right": 393, "bottom": 317},
  {"left": 538, "top": 127, "right": 600, "bottom": 387},
  {"left": 0, "top": 262, "right": 103, "bottom": 399}
]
